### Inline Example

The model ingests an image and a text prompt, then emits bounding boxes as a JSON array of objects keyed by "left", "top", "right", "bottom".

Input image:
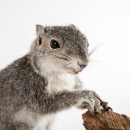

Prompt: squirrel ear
[
  {"left": 69, "top": 24, "right": 76, "bottom": 29},
  {"left": 36, "top": 24, "right": 44, "bottom": 35}
]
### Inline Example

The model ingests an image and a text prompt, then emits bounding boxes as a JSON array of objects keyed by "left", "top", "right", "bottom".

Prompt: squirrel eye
[
  {"left": 39, "top": 36, "right": 42, "bottom": 45},
  {"left": 50, "top": 40, "right": 60, "bottom": 49}
]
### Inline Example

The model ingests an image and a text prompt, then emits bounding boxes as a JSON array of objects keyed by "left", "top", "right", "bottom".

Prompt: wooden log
[{"left": 82, "top": 110, "right": 130, "bottom": 130}]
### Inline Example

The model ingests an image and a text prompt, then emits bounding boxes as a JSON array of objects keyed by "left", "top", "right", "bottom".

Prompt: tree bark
[{"left": 82, "top": 110, "right": 130, "bottom": 130}]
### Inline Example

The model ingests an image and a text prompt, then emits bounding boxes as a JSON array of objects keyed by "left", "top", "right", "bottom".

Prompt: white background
[{"left": 0, "top": 0, "right": 130, "bottom": 130}]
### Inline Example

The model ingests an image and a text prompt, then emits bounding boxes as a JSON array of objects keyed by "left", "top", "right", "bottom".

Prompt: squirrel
[{"left": 0, "top": 24, "right": 109, "bottom": 130}]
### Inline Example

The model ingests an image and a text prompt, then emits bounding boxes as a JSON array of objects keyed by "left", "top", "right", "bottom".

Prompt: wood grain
[{"left": 82, "top": 110, "right": 130, "bottom": 130}]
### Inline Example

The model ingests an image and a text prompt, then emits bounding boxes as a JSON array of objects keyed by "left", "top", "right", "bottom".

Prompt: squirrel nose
[{"left": 78, "top": 62, "right": 87, "bottom": 69}]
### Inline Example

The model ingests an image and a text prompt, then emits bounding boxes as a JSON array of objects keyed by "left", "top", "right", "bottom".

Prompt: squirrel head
[{"left": 31, "top": 24, "right": 89, "bottom": 75}]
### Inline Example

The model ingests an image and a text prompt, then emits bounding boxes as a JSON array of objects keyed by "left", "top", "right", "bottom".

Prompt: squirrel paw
[{"left": 77, "top": 90, "right": 111, "bottom": 115}]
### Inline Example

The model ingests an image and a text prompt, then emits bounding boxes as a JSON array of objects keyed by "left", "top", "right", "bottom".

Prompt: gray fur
[{"left": 0, "top": 24, "right": 106, "bottom": 130}]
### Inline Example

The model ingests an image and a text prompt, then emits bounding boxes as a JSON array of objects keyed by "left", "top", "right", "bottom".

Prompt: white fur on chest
[
  {"left": 15, "top": 108, "right": 54, "bottom": 130},
  {"left": 33, "top": 73, "right": 76, "bottom": 130},
  {"left": 33, "top": 114, "right": 54, "bottom": 130},
  {"left": 46, "top": 72, "right": 77, "bottom": 94}
]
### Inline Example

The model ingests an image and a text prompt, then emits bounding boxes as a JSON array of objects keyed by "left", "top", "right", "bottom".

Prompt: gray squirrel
[{"left": 0, "top": 24, "right": 109, "bottom": 130}]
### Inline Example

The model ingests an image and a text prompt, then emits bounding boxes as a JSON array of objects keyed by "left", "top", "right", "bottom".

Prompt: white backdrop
[{"left": 0, "top": 0, "right": 130, "bottom": 130}]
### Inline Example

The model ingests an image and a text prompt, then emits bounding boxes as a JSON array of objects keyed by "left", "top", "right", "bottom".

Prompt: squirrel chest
[
  {"left": 45, "top": 72, "right": 77, "bottom": 94},
  {"left": 34, "top": 73, "right": 77, "bottom": 130}
]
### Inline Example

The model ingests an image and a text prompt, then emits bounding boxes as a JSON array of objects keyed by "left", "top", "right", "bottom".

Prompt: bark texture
[{"left": 82, "top": 110, "right": 130, "bottom": 130}]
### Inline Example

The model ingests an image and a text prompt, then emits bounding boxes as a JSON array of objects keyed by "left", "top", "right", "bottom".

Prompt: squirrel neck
[{"left": 29, "top": 52, "right": 78, "bottom": 94}]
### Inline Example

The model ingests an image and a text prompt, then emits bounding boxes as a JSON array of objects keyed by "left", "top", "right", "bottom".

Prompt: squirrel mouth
[{"left": 74, "top": 69, "right": 82, "bottom": 74}]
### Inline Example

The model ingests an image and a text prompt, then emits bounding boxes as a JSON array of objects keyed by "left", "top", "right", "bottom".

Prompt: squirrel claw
[
  {"left": 105, "top": 107, "right": 113, "bottom": 111},
  {"left": 101, "top": 101, "right": 112, "bottom": 111}
]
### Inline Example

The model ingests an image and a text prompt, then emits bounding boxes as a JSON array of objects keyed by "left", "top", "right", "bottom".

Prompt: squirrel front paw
[{"left": 76, "top": 90, "right": 110, "bottom": 115}]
